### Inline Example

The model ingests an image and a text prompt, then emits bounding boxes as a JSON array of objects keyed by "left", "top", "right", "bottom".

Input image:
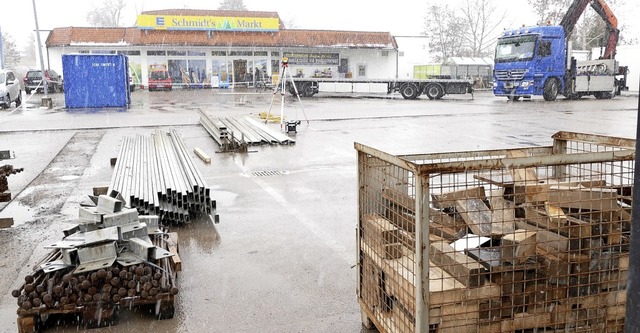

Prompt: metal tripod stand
[{"left": 265, "top": 57, "right": 309, "bottom": 132}]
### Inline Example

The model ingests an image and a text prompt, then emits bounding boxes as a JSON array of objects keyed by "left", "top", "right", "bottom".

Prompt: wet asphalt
[{"left": 0, "top": 87, "right": 638, "bottom": 333}]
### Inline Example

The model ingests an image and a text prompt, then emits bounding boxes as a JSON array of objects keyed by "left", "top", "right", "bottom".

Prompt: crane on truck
[{"left": 493, "top": 0, "right": 628, "bottom": 101}]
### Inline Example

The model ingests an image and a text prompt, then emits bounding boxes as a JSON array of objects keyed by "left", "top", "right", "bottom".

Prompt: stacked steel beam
[
  {"left": 108, "top": 129, "right": 216, "bottom": 225},
  {"left": 198, "top": 109, "right": 295, "bottom": 151}
]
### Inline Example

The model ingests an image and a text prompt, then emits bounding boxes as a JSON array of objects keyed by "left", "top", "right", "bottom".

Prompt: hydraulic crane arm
[{"left": 559, "top": 0, "right": 619, "bottom": 59}]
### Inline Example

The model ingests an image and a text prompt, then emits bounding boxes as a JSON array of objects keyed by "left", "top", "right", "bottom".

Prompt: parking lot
[{"left": 0, "top": 88, "right": 638, "bottom": 332}]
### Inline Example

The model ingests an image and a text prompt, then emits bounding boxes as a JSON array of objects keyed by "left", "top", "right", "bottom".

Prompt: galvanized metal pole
[
  {"left": 415, "top": 175, "right": 430, "bottom": 332},
  {"left": 31, "top": 0, "right": 48, "bottom": 96},
  {"left": 625, "top": 81, "right": 640, "bottom": 333}
]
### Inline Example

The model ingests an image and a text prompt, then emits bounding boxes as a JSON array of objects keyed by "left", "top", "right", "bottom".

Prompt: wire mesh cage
[{"left": 356, "top": 131, "right": 634, "bottom": 333}]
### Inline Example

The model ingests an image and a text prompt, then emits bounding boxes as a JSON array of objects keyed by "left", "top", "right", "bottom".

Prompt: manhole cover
[{"left": 251, "top": 170, "right": 287, "bottom": 177}]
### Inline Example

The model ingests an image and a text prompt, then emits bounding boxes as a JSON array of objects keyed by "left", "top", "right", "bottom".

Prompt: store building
[{"left": 45, "top": 9, "right": 399, "bottom": 89}]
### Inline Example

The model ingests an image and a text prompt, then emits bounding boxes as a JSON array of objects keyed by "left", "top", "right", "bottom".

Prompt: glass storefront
[{"left": 78, "top": 48, "right": 330, "bottom": 89}]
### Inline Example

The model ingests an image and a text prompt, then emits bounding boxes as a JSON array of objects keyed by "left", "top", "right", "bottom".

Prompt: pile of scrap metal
[
  {"left": 1, "top": 164, "right": 24, "bottom": 202},
  {"left": 12, "top": 191, "right": 181, "bottom": 330}
]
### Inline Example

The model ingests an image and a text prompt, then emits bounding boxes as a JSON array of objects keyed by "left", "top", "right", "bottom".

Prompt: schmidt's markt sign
[{"left": 136, "top": 15, "right": 280, "bottom": 32}]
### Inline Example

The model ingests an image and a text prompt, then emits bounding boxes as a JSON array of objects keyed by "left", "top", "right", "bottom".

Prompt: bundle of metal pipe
[
  {"left": 108, "top": 130, "right": 216, "bottom": 225},
  {"left": 12, "top": 250, "right": 178, "bottom": 311}
]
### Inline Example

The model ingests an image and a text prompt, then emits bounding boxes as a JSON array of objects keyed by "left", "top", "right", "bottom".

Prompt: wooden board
[
  {"left": 194, "top": 147, "right": 211, "bottom": 163},
  {"left": 362, "top": 214, "right": 403, "bottom": 259},
  {"left": 430, "top": 240, "right": 487, "bottom": 287},
  {"left": 505, "top": 150, "right": 539, "bottom": 184},
  {"left": 501, "top": 229, "right": 537, "bottom": 265},
  {"left": 547, "top": 186, "right": 620, "bottom": 211},
  {"left": 167, "top": 232, "right": 182, "bottom": 272},
  {"left": 0, "top": 217, "right": 14, "bottom": 228},
  {"left": 432, "top": 186, "right": 486, "bottom": 210},
  {"left": 456, "top": 198, "right": 512, "bottom": 236}
]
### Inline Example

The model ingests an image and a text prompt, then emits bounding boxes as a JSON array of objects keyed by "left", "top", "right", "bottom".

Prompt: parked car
[
  {"left": 23, "top": 69, "right": 64, "bottom": 94},
  {"left": 0, "top": 69, "right": 22, "bottom": 109},
  {"left": 148, "top": 70, "right": 172, "bottom": 91}
]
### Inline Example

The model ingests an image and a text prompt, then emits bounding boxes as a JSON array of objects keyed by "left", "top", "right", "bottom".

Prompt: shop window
[
  {"left": 229, "top": 51, "right": 253, "bottom": 56},
  {"left": 168, "top": 51, "right": 187, "bottom": 56},
  {"left": 212, "top": 60, "right": 233, "bottom": 88},
  {"left": 168, "top": 59, "right": 187, "bottom": 84},
  {"left": 91, "top": 50, "right": 115, "bottom": 54},
  {"left": 147, "top": 51, "right": 166, "bottom": 56},
  {"left": 118, "top": 50, "right": 141, "bottom": 56},
  {"left": 357, "top": 64, "right": 367, "bottom": 78},
  {"left": 338, "top": 58, "right": 349, "bottom": 74},
  {"left": 188, "top": 51, "right": 207, "bottom": 56},
  {"left": 212, "top": 51, "right": 227, "bottom": 56},
  {"left": 271, "top": 59, "right": 280, "bottom": 74},
  {"left": 187, "top": 59, "right": 207, "bottom": 86}
]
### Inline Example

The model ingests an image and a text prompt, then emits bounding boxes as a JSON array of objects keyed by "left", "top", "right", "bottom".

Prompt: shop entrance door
[{"left": 233, "top": 60, "right": 248, "bottom": 86}]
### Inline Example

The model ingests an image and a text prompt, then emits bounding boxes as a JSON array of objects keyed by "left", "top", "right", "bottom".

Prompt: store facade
[{"left": 45, "top": 9, "right": 399, "bottom": 90}]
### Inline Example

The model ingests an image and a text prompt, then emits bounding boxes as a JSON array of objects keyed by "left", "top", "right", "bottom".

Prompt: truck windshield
[{"left": 495, "top": 35, "right": 537, "bottom": 62}]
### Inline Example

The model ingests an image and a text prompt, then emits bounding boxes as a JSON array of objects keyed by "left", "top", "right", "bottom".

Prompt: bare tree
[
  {"left": 459, "top": 0, "right": 506, "bottom": 57},
  {"left": 424, "top": 4, "right": 467, "bottom": 62},
  {"left": 1, "top": 32, "right": 21, "bottom": 68},
  {"left": 527, "top": 0, "right": 634, "bottom": 48},
  {"left": 424, "top": 0, "right": 504, "bottom": 61},
  {"left": 527, "top": 0, "right": 573, "bottom": 25},
  {"left": 87, "top": 0, "right": 126, "bottom": 27},
  {"left": 218, "top": 0, "right": 247, "bottom": 11}
]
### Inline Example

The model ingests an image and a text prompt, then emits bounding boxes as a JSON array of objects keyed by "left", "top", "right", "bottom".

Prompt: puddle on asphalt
[
  {"left": 177, "top": 214, "right": 221, "bottom": 252},
  {"left": 210, "top": 190, "right": 237, "bottom": 208},
  {"left": 0, "top": 201, "right": 35, "bottom": 226},
  {"left": 58, "top": 175, "right": 80, "bottom": 181}
]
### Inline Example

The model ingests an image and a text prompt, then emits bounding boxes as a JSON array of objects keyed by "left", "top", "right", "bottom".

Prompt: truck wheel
[
  {"left": 543, "top": 79, "right": 558, "bottom": 101},
  {"left": 424, "top": 84, "right": 444, "bottom": 100},
  {"left": 400, "top": 83, "right": 419, "bottom": 99}
]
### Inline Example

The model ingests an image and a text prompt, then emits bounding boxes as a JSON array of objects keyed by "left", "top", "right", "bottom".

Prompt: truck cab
[{"left": 493, "top": 26, "right": 567, "bottom": 101}]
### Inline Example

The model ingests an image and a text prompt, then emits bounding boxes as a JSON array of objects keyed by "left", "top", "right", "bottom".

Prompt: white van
[{"left": 0, "top": 69, "right": 22, "bottom": 109}]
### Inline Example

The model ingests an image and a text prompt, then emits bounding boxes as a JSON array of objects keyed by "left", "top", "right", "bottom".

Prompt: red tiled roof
[{"left": 46, "top": 27, "right": 397, "bottom": 49}]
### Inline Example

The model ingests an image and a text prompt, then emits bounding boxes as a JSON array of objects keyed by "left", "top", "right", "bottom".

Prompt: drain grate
[{"left": 251, "top": 170, "right": 287, "bottom": 177}]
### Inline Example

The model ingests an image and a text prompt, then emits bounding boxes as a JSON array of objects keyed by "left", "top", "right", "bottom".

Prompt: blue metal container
[{"left": 62, "top": 54, "right": 131, "bottom": 108}]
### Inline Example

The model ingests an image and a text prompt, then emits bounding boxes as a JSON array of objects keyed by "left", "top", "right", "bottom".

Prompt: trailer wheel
[
  {"left": 424, "top": 84, "right": 444, "bottom": 100},
  {"left": 300, "top": 82, "right": 315, "bottom": 97},
  {"left": 400, "top": 83, "right": 420, "bottom": 99},
  {"left": 543, "top": 78, "right": 558, "bottom": 101},
  {"left": 594, "top": 91, "right": 614, "bottom": 99}
]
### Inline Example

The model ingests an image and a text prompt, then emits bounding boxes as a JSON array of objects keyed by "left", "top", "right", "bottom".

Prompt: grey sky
[{"left": 2, "top": 0, "right": 637, "bottom": 50}]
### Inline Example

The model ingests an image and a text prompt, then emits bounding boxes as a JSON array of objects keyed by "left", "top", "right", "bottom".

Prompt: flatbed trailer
[{"left": 285, "top": 77, "right": 474, "bottom": 99}]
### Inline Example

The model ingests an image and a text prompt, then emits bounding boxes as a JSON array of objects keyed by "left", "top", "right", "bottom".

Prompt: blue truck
[{"left": 493, "top": 0, "right": 628, "bottom": 101}]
